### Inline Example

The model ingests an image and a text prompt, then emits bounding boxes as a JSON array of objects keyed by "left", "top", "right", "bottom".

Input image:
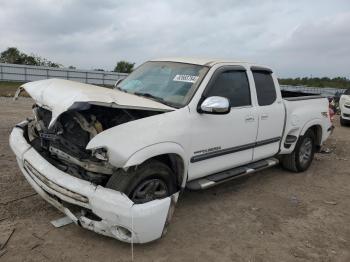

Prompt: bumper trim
[{"left": 24, "top": 160, "right": 89, "bottom": 204}]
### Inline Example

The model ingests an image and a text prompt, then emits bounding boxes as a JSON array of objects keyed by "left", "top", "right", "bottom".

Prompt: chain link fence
[
  {"left": 0, "top": 63, "right": 128, "bottom": 86},
  {"left": 0, "top": 63, "right": 347, "bottom": 97}
]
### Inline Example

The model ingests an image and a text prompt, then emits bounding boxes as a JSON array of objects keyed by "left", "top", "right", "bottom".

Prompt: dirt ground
[{"left": 0, "top": 97, "right": 349, "bottom": 262}]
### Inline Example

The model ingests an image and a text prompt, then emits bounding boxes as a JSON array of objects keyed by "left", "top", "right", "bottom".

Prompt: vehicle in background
[
  {"left": 339, "top": 89, "right": 350, "bottom": 126},
  {"left": 10, "top": 58, "right": 333, "bottom": 243}
]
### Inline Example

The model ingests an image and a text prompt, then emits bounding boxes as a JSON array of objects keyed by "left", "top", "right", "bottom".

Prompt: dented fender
[{"left": 86, "top": 107, "right": 191, "bottom": 169}]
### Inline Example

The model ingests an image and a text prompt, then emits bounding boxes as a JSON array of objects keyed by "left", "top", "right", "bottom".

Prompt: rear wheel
[
  {"left": 106, "top": 160, "right": 176, "bottom": 204},
  {"left": 281, "top": 129, "right": 315, "bottom": 172}
]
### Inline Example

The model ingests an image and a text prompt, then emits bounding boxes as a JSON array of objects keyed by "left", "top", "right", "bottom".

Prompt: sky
[{"left": 0, "top": 0, "right": 349, "bottom": 78}]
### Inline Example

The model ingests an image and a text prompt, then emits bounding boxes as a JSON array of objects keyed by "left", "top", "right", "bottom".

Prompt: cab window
[
  {"left": 206, "top": 70, "right": 251, "bottom": 107},
  {"left": 252, "top": 71, "right": 277, "bottom": 106}
]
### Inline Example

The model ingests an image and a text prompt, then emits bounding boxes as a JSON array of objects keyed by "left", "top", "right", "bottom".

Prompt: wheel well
[
  {"left": 151, "top": 154, "right": 185, "bottom": 190},
  {"left": 308, "top": 125, "right": 322, "bottom": 147}
]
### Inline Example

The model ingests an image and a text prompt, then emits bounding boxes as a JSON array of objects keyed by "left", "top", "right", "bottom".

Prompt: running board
[{"left": 186, "top": 158, "right": 279, "bottom": 190}]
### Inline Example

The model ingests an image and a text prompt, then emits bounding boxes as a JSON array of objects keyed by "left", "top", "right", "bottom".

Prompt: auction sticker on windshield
[{"left": 173, "top": 74, "right": 199, "bottom": 83}]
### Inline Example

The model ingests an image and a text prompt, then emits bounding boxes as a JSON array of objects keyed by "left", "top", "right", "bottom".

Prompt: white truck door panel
[
  {"left": 188, "top": 67, "right": 258, "bottom": 180},
  {"left": 251, "top": 69, "right": 284, "bottom": 161},
  {"left": 188, "top": 108, "right": 258, "bottom": 180}
]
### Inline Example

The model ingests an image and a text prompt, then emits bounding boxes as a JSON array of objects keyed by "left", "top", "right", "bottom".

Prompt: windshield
[{"left": 117, "top": 61, "right": 209, "bottom": 108}]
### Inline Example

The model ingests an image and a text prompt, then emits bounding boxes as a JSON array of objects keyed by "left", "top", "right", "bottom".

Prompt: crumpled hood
[{"left": 20, "top": 78, "right": 173, "bottom": 126}]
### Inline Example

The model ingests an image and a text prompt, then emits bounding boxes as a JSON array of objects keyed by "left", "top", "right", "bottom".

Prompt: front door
[{"left": 188, "top": 66, "right": 259, "bottom": 180}]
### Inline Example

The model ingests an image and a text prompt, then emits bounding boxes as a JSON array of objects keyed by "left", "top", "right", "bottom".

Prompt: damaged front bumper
[{"left": 9, "top": 123, "right": 178, "bottom": 243}]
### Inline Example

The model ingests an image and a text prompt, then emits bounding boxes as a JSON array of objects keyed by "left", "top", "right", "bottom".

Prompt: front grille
[
  {"left": 343, "top": 113, "right": 350, "bottom": 118},
  {"left": 24, "top": 160, "right": 89, "bottom": 204},
  {"left": 344, "top": 104, "right": 350, "bottom": 109}
]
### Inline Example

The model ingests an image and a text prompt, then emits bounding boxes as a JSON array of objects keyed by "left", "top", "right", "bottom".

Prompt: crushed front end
[{"left": 9, "top": 102, "right": 178, "bottom": 243}]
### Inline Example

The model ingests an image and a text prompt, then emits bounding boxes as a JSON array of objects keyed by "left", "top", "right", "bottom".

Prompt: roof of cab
[{"left": 150, "top": 57, "right": 250, "bottom": 67}]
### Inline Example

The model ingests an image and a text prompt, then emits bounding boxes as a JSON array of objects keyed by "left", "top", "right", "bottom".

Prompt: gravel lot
[{"left": 0, "top": 97, "right": 349, "bottom": 262}]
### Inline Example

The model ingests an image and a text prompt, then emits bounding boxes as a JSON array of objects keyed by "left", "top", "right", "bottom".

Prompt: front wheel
[
  {"left": 281, "top": 129, "right": 315, "bottom": 172},
  {"left": 106, "top": 160, "right": 177, "bottom": 204},
  {"left": 340, "top": 116, "right": 349, "bottom": 126}
]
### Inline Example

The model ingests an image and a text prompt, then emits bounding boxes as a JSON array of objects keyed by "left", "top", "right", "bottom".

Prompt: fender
[
  {"left": 280, "top": 117, "right": 324, "bottom": 154},
  {"left": 299, "top": 117, "right": 323, "bottom": 137},
  {"left": 124, "top": 142, "right": 188, "bottom": 187},
  {"left": 86, "top": 106, "right": 190, "bottom": 171}
]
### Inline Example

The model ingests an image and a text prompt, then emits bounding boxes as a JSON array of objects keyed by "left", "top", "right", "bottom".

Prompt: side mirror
[
  {"left": 199, "top": 96, "right": 230, "bottom": 114},
  {"left": 113, "top": 78, "right": 124, "bottom": 89}
]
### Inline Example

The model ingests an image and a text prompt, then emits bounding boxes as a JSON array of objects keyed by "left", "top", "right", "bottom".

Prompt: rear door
[{"left": 251, "top": 67, "right": 285, "bottom": 161}]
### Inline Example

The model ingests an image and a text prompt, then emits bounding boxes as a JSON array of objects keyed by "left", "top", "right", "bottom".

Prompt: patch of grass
[{"left": 0, "top": 81, "right": 27, "bottom": 97}]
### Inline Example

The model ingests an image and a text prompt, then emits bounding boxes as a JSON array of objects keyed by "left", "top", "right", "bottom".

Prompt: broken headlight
[{"left": 92, "top": 147, "right": 109, "bottom": 161}]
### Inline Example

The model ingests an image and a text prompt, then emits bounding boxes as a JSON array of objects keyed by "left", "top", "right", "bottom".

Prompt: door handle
[
  {"left": 245, "top": 115, "right": 255, "bottom": 122},
  {"left": 261, "top": 113, "right": 269, "bottom": 120}
]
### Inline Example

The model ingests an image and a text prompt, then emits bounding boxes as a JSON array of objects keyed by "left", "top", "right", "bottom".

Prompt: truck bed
[{"left": 281, "top": 90, "right": 323, "bottom": 101}]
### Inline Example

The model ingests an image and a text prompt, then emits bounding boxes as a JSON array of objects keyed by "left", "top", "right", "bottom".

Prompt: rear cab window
[{"left": 251, "top": 67, "right": 277, "bottom": 106}]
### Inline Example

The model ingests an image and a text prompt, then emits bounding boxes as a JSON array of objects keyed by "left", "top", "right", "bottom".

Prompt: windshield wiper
[
  {"left": 133, "top": 92, "right": 177, "bottom": 108},
  {"left": 115, "top": 86, "right": 128, "bottom": 93}
]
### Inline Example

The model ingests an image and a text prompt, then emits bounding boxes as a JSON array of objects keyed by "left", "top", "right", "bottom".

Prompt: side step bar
[{"left": 186, "top": 158, "right": 279, "bottom": 190}]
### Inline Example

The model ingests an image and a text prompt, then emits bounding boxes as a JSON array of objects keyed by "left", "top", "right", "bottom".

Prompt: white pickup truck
[
  {"left": 339, "top": 88, "right": 350, "bottom": 125},
  {"left": 10, "top": 58, "right": 333, "bottom": 243}
]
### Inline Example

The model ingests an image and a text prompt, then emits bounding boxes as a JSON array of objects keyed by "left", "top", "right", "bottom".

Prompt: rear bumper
[
  {"left": 9, "top": 124, "right": 178, "bottom": 243},
  {"left": 341, "top": 113, "right": 350, "bottom": 120}
]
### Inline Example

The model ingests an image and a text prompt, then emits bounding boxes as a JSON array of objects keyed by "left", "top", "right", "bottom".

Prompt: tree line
[
  {"left": 0, "top": 47, "right": 134, "bottom": 73},
  {"left": 0, "top": 47, "right": 61, "bottom": 68}
]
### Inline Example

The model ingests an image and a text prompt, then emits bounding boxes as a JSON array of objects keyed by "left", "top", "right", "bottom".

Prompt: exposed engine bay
[{"left": 26, "top": 104, "right": 163, "bottom": 185}]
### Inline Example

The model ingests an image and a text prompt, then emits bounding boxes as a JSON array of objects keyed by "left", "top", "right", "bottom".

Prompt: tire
[
  {"left": 281, "top": 129, "right": 315, "bottom": 172},
  {"left": 340, "top": 117, "right": 348, "bottom": 126},
  {"left": 106, "top": 160, "right": 176, "bottom": 203}
]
